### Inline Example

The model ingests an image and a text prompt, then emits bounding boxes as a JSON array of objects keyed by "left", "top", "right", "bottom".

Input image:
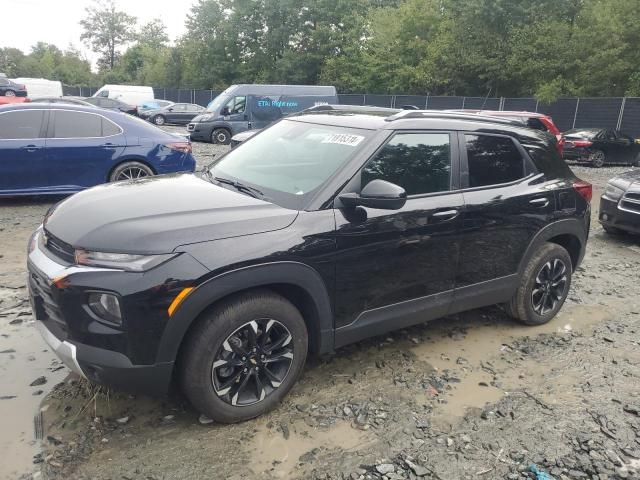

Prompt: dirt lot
[{"left": 1, "top": 127, "right": 639, "bottom": 480}]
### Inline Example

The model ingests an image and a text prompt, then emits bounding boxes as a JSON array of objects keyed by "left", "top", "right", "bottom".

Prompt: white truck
[
  {"left": 13, "top": 78, "right": 63, "bottom": 98},
  {"left": 93, "top": 85, "right": 154, "bottom": 105}
]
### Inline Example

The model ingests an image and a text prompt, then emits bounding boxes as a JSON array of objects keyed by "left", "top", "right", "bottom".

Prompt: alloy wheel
[
  {"left": 116, "top": 166, "right": 150, "bottom": 181},
  {"left": 531, "top": 259, "right": 568, "bottom": 315},
  {"left": 5, "top": 90, "right": 15, "bottom": 97},
  {"left": 154, "top": 115, "right": 165, "bottom": 125},
  {"left": 211, "top": 319, "right": 294, "bottom": 407},
  {"left": 590, "top": 150, "right": 605, "bottom": 168}
]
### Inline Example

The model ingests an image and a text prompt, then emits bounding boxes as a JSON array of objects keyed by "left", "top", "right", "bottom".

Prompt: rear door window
[
  {"left": 362, "top": 132, "right": 452, "bottom": 195},
  {"left": 465, "top": 134, "right": 525, "bottom": 187},
  {"left": 526, "top": 118, "right": 548, "bottom": 132},
  {"left": 0, "top": 110, "right": 45, "bottom": 139},
  {"left": 51, "top": 110, "right": 106, "bottom": 138}
]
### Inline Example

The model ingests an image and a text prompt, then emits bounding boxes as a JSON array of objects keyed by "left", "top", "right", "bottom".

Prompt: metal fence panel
[
  {"left": 503, "top": 98, "right": 538, "bottom": 112},
  {"left": 620, "top": 98, "right": 640, "bottom": 137},
  {"left": 574, "top": 98, "right": 623, "bottom": 130},
  {"left": 462, "top": 97, "right": 501, "bottom": 110},
  {"left": 363, "top": 94, "right": 393, "bottom": 107},
  {"left": 537, "top": 99, "right": 579, "bottom": 132},
  {"left": 193, "top": 90, "right": 212, "bottom": 106},
  {"left": 427, "top": 96, "right": 465, "bottom": 110},
  {"left": 338, "top": 94, "right": 365, "bottom": 105},
  {"left": 394, "top": 95, "right": 428, "bottom": 109}
]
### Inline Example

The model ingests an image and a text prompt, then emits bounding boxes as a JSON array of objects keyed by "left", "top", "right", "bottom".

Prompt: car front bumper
[
  {"left": 599, "top": 194, "right": 640, "bottom": 234},
  {"left": 187, "top": 121, "right": 215, "bottom": 141},
  {"left": 27, "top": 228, "right": 203, "bottom": 395}
]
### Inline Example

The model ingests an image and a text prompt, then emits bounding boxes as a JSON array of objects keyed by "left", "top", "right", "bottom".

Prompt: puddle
[
  {"left": 250, "top": 420, "right": 374, "bottom": 479},
  {"left": 0, "top": 316, "right": 67, "bottom": 479},
  {"left": 412, "top": 305, "right": 612, "bottom": 422}
]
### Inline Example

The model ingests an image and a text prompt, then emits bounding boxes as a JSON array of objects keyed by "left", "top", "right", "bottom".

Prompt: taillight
[
  {"left": 573, "top": 180, "right": 592, "bottom": 202},
  {"left": 556, "top": 136, "right": 565, "bottom": 154},
  {"left": 572, "top": 140, "right": 592, "bottom": 148},
  {"left": 166, "top": 142, "right": 192, "bottom": 153}
]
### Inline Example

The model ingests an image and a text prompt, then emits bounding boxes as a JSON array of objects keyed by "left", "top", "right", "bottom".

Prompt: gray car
[{"left": 142, "top": 103, "right": 205, "bottom": 126}]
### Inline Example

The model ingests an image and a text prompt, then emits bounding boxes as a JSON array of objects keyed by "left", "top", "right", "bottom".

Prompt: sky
[{"left": 0, "top": 0, "right": 196, "bottom": 66}]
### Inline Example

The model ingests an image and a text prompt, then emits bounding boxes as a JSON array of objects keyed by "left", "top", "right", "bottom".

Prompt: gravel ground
[{"left": 1, "top": 128, "right": 639, "bottom": 480}]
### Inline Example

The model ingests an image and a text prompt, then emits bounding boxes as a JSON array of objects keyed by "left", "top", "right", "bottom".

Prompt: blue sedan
[{"left": 0, "top": 103, "right": 197, "bottom": 196}]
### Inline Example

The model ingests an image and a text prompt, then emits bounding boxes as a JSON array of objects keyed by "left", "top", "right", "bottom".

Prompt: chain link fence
[{"left": 60, "top": 85, "right": 640, "bottom": 137}]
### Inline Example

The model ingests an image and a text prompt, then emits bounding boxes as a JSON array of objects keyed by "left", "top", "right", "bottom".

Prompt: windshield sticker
[{"left": 321, "top": 133, "right": 365, "bottom": 146}]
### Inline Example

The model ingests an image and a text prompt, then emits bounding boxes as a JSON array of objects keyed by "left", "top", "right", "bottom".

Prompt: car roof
[
  {"left": 0, "top": 102, "right": 117, "bottom": 114},
  {"left": 289, "top": 105, "right": 531, "bottom": 131}
]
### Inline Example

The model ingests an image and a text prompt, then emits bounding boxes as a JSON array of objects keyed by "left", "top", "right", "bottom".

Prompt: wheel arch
[
  {"left": 157, "top": 262, "right": 334, "bottom": 366},
  {"left": 518, "top": 219, "right": 587, "bottom": 277}
]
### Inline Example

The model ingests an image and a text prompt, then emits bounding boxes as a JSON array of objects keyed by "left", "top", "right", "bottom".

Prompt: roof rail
[
  {"left": 297, "top": 104, "right": 400, "bottom": 115},
  {"left": 384, "top": 109, "right": 522, "bottom": 126}
]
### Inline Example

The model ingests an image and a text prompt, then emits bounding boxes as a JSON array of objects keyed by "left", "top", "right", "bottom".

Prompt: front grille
[
  {"left": 29, "top": 268, "right": 67, "bottom": 333},
  {"left": 43, "top": 231, "right": 75, "bottom": 263},
  {"left": 620, "top": 192, "right": 640, "bottom": 214}
]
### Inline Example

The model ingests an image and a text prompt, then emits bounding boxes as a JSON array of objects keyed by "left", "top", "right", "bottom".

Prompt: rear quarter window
[{"left": 524, "top": 141, "right": 573, "bottom": 179}]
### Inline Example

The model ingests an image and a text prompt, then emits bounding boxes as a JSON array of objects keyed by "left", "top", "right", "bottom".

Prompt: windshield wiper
[{"left": 214, "top": 176, "right": 265, "bottom": 199}]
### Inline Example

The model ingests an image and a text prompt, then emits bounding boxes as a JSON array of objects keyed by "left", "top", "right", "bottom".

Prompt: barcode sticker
[{"left": 321, "top": 133, "right": 365, "bottom": 146}]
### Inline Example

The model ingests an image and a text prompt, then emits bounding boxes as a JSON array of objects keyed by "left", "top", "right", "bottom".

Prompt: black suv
[{"left": 28, "top": 107, "right": 591, "bottom": 423}]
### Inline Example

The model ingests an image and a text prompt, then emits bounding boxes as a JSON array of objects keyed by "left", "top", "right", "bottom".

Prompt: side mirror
[
  {"left": 339, "top": 179, "right": 407, "bottom": 210},
  {"left": 167, "top": 107, "right": 174, "bottom": 111},
  {"left": 221, "top": 107, "right": 230, "bottom": 116}
]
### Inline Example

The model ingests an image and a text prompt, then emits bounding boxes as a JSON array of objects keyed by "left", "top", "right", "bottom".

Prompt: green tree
[{"left": 80, "top": 0, "right": 137, "bottom": 70}]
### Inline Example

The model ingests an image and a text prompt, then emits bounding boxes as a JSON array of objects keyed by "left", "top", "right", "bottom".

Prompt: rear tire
[
  {"left": 109, "top": 161, "right": 154, "bottom": 182},
  {"left": 4, "top": 90, "right": 16, "bottom": 97},
  {"left": 589, "top": 150, "right": 606, "bottom": 168},
  {"left": 505, "top": 243, "right": 572, "bottom": 326},
  {"left": 211, "top": 128, "right": 231, "bottom": 145},
  {"left": 181, "top": 290, "right": 308, "bottom": 423}
]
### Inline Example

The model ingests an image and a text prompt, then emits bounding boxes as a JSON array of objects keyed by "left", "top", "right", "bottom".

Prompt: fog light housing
[{"left": 88, "top": 292, "right": 122, "bottom": 325}]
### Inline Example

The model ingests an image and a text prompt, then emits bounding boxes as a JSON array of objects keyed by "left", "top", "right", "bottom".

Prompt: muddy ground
[{"left": 1, "top": 126, "right": 639, "bottom": 480}]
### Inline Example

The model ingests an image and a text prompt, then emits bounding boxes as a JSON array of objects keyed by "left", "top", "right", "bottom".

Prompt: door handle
[
  {"left": 101, "top": 143, "right": 117, "bottom": 148},
  {"left": 529, "top": 197, "right": 550, "bottom": 208},
  {"left": 21, "top": 145, "right": 42, "bottom": 152},
  {"left": 431, "top": 209, "right": 459, "bottom": 221}
]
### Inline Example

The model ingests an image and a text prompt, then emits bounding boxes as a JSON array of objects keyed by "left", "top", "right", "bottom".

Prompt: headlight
[
  {"left": 604, "top": 183, "right": 625, "bottom": 201},
  {"left": 87, "top": 292, "right": 122, "bottom": 325},
  {"left": 198, "top": 114, "right": 214, "bottom": 122},
  {"left": 28, "top": 226, "right": 42, "bottom": 254},
  {"left": 75, "top": 249, "right": 177, "bottom": 272}
]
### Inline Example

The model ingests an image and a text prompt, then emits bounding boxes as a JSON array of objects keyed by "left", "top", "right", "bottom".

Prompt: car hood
[
  {"left": 609, "top": 169, "right": 640, "bottom": 190},
  {"left": 44, "top": 173, "right": 298, "bottom": 254}
]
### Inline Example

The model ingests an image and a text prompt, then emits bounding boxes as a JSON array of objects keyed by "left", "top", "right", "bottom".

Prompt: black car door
[
  {"left": 333, "top": 131, "right": 463, "bottom": 346},
  {"left": 612, "top": 131, "right": 636, "bottom": 163},
  {"left": 168, "top": 104, "right": 187, "bottom": 123},
  {"left": 454, "top": 132, "right": 556, "bottom": 310}
]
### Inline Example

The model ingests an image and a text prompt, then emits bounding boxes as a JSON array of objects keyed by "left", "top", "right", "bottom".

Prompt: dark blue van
[{"left": 187, "top": 84, "right": 338, "bottom": 144}]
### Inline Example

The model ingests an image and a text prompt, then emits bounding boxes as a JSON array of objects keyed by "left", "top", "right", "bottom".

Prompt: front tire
[
  {"left": 211, "top": 128, "right": 231, "bottom": 145},
  {"left": 181, "top": 290, "right": 308, "bottom": 423},
  {"left": 589, "top": 150, "right": 606, "bottom": 168},
  {"left": 109, "top": 161, "right": 154, "bottom": 182},
  {"left": 505, "top": 243, "right": 572, "bottom": 326},
  {"left": 153, "top": 115, "right": 166, "bottom": 126}
]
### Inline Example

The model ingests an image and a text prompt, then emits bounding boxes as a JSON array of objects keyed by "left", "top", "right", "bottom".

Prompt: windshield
[
  {"left": 206, "top": 95, "right": 230, "bottom": 113},
  {"left": 210, "top": 119, "right": 373, "bottom": 210}
]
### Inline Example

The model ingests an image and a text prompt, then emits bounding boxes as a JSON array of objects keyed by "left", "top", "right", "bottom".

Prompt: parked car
[
  {"left": 141, "top": 102, "right": 205, "bottom": 126},
  {"left": 28, "top": 106, "right": 590, "bottom": 423},
  {"left": 599, "top": 169, "right": 640, "bottom": 235},
  {"left": 450, "top": 110, "right": 565, "bottom": 154},
  {"left": 138, "top": 100, "right": 174, "bottom": 116},
  {"left": 188, "top": 84, "right": 338, "bottom": 144},
  {"left": 82, "top": 96, "right": 138, "bottom": 115},
  {"left": 93, "top": 84, "right": 154, "bottom": 105},
  {"left": 563, "top": 128, "right": 640, "bottom": 167},
  {"left": 229, "top": 129, "right": 260, "bottom": 148},
  {"left": 0, "top": 103, "right": 195, "bottom": 196},
  {"left": 31, "top": 96, "right": 95, "bottom": 107},
  {"left": 0, "top": 77, "right": 27, "bottom": 97},
  {"left": 0, "top": 97, "right": 30, "bottom": 105}
]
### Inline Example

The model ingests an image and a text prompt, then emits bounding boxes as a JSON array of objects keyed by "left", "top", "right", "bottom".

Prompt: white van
[
  {"left": 14, "top": 78, "right": 63, "bottom": 98},
  {"left": 93, "top": 85, "right": 154, "bottom": 105}
]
